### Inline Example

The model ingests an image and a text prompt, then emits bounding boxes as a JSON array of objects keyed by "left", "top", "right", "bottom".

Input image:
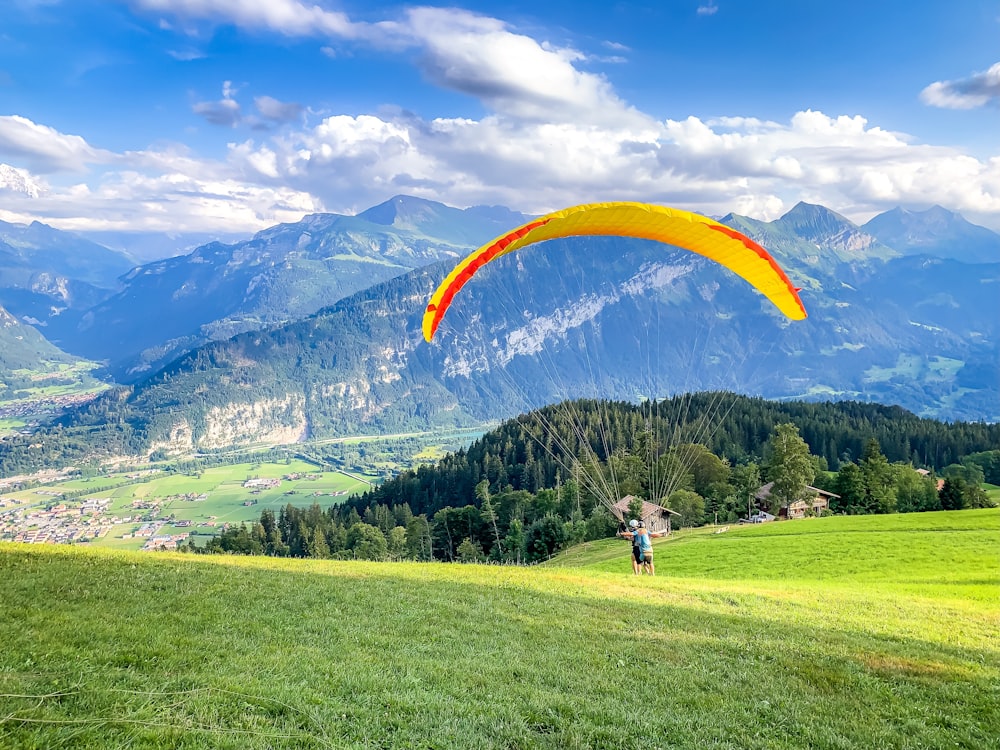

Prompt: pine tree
[
  {"left": 939, "top": 477, "right": 966, "bottom": 510},
  {"left": 309, "top": 526, "right": 330, "bottom": 558},
  {"left": 861, "top": 438, "right": 896, "bottom": 513},
  {"left": 833, "top": 462, "right": 865, "bottom": 514},
  {"left": 477, "top": 480, "right": 503, "bottom": 557}
]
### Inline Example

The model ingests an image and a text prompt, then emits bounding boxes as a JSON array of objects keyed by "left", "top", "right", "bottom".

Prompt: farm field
[
  {"left": 1, "top": 509, "right": 997, "bottom": 749},
  {"left": 0, "top": 460, "right": 372, "bottom": 550}
]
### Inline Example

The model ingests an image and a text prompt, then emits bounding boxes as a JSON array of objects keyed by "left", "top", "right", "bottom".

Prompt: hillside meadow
[{"left": 1, "top": 509, "right": 997, "bottom": 749}]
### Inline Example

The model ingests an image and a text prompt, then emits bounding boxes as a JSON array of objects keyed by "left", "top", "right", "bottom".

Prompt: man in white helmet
[{"left": 618, "top": 519, "right": 643, "bottom": 575}]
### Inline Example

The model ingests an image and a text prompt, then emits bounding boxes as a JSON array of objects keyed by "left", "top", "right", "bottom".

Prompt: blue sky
[{"left": 1, "top": 0, "right": 999, "bottom": 235}]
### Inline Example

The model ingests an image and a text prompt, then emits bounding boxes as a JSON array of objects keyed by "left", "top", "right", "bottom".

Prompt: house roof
[
  {"left": 754, "top": 481, "right": 840, "bottom": 502},
  {"left": 610, "top": 495, "right": 680, "bottom": 520}
]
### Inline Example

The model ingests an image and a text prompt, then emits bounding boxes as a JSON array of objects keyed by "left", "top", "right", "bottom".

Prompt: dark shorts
[{"left": 632, "top": 546, "right": 642, "bottom": 563}]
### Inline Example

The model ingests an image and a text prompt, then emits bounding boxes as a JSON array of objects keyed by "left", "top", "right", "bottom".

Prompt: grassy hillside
[{"left": 2, "top": 510, "right": 997, "bottom": 749}]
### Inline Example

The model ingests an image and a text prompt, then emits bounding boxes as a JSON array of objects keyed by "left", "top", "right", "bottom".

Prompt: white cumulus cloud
[
  {"left": 920, "top": 62, "right": 1000, "bottom": 109},
  {"left": 0, "top": 115, "right": 111, "bottom": 173},
  {"left": 401, "top": 7, "right": 643, "bottom": 126},
  {"left": 134, "top": 2, "right": 645, "bottom": 128}
]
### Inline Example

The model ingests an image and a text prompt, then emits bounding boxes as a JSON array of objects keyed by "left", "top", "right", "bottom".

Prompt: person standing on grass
[
  {"left": 619, "top": 519, "right": 667, "bottom": 575},
  {"left": 636, "top": 520, "right": 667, "bottom": 575}
]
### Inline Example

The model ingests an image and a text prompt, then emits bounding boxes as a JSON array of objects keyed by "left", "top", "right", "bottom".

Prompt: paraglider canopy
[{"left": 422, "top": 201, "right": 806, "bottom": 342}]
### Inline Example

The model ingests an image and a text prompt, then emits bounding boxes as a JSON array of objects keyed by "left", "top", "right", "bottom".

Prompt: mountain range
[
  {"left": 0, "top": 197, "right": 997, "bottom": 466},
  {"left": 0, "top": 219, "right": 133, "bottom": 327},
  {"left": 41, "top": 196, "right": 529, "bottom": 379}
]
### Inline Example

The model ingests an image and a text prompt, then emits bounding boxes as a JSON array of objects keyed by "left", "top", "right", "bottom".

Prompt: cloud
[
  {"left": 167, "top": 48, "right": 207, "bottom": 61},
  {"left": 6, "top": 100, "right": 1000, "bottom": 235},
  {"left": 193, "top": 80, "right": 242, "bottom": 126},
  {"left": 0, "top": 141, "right": 322, "bottom": 233},
  {"left": 220, "top": 105, "right": 1000, "bottom": 229},
  {"left": 6, "top": 6, "right": 1000, "bottom": 233},
  {"left": 697, "top": 2, "right": 719, "bottom": 16},
  {"left": 131, "top": 0, "right": 371, "bottom": 39},
  {"left": 136, "top": 2, "right": 643, "bottom": 127},
  {"left": 920, "top": 62, "right": 1000, "bottom": 109},
  {"left": 0, "top": 114, "right": 322, "bottom": 233},
  {"left": 0, "top": 115, "right": 111, "bottom": 172},
  {"left": 401, "top": 7, "right": 644, "bottom": 126},
  {"left": 254, "top": 95, "right": 303, "bottom": 123},
  {"left": 7, "top": 97, "right": 1000, "bottom": 231}
]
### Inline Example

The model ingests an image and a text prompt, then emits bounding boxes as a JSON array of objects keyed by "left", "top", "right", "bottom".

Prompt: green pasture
[
  {"left": 91, "top": 461, "right": 369, "bottom": 534},
  {"left": 91, "top": 526, "right": 146, "bottom": 552},
  {"left": 1, "top": 509, "right": 997, "bottom": 749},
  {"left": 558, "top": 510, "right": 999, "bottom": 617},
  {"left": 862, "top": 353, "right": 964, "bottom": 384}
]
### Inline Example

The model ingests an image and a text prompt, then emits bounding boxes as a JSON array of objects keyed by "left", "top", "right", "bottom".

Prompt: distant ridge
[
  {"left": 863, "top": 205, "right": 1000, "bottom": 264},
  {"left": 358, "top": 194, "right": 529, "bottom": 246},
  {"left": 0, "top": 303, "right": 78, "bottom": 371}
]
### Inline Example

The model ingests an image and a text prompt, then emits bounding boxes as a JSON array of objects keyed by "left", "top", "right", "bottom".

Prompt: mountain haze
[
  {"left": 863, "top": 205, "right": 1000, "bottom": 264},
  {"left": 46, "top": 196, "right": 530, "bottom": 379},
  {"left": 0, "top": 304, "right": 78, "bottom": 372},
  {"left": 0, "top": 219, "right": 133, "bottom": 327}
]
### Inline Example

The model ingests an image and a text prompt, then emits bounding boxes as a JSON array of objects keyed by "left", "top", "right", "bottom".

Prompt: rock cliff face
[
  {"left": 147, "top": 420, "right": 195, "bottom": 456},
  {"left": 146, "top": 396, "right": 309, "bottom": 454},
  {"left": 200, "top": 396, "right": 309, "bottom": 449}
]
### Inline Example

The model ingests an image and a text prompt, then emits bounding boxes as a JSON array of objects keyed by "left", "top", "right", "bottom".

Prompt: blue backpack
[{"left": 636, "top": 528, "right": 653, "bottom": 558}]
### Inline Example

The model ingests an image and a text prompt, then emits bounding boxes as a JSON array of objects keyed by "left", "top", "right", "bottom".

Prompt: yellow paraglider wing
[{"left": 422, "top": 201, "right": 806, "bottom": 341}]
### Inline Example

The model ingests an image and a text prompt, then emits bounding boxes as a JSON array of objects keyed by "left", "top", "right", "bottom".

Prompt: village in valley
[{"left": 0, "top": 462, "right": 369, "bottom": 551}]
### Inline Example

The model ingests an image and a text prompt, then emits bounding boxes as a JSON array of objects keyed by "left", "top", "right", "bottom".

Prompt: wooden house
[
  {"left": 754, "top": 482, "right": 839, "bottom": 519},
  {"left": 610, "top": 495, "right": 680, "bottom": 533}
]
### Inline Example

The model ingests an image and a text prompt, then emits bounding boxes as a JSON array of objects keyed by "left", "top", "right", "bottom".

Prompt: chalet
[
  {"left": 243, "top": 478, "right": 280, "bottom": 489},
  {"left": 754, "top": 482, "right": 839, "bottom": 519},
  {"left": 610, "top": 496, "right": 680, "bottom": 534}
]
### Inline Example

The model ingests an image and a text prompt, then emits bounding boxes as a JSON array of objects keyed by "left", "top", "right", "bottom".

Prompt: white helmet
[{"left": 629, "top": 519, "right": 639, "bottom": 528}]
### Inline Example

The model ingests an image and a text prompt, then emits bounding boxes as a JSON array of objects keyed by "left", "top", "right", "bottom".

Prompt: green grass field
[
  {"left": 986, "top": 483, "right": 1000, "bottom": 504},
  {"left": 1, "top": 509, "right": 997, "bottom": 749}
]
